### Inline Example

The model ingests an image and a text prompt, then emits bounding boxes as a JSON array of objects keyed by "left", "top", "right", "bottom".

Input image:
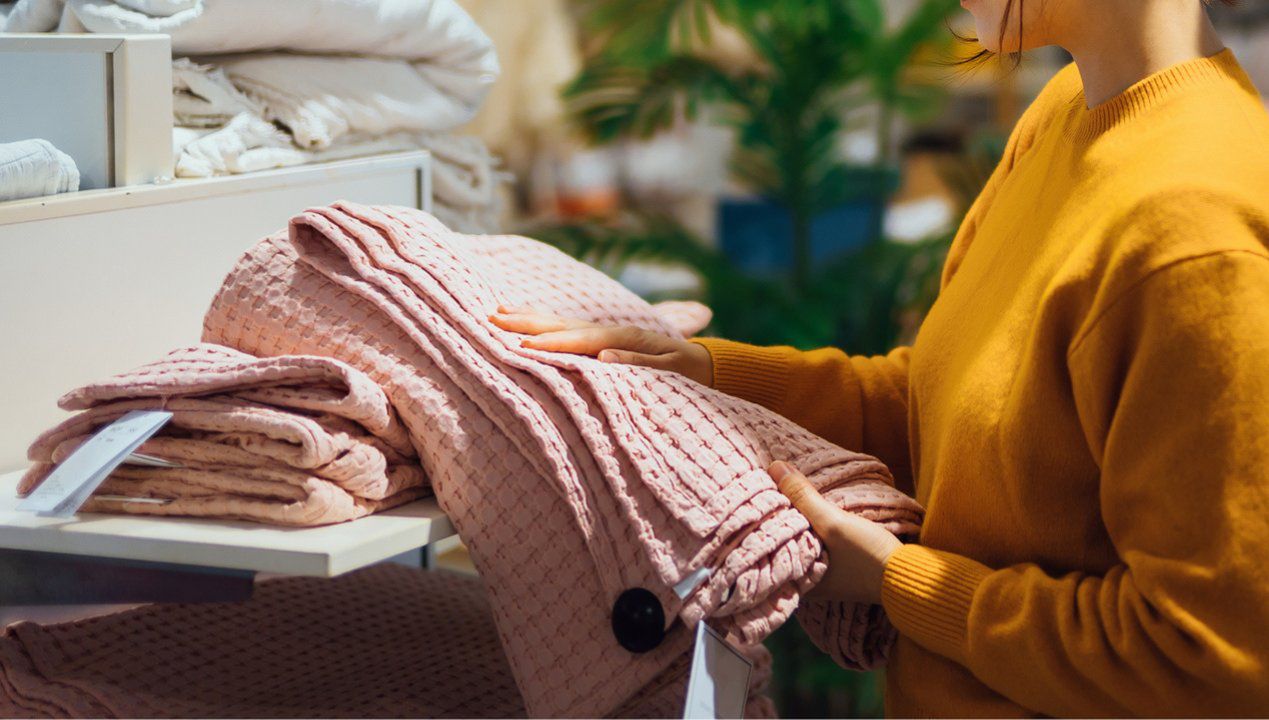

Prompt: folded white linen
[
  {"left": 3, "top": 0, "right": 498, "bottom": 130},
  {"left": 218, "top": 54, "right": 481, "bottom": 148},
  {"left": 418, "top": 133, "right": 507, "bottom": 233},
  {"left": 0, "top": 0, "right": 60, "bottom": 31},
  {"left": 174, "top": 113, "right": 506, "bottom": 233},
  {"left": 0, "top": 139, "right": 80, "bottom": 201},
  {"left": 174, "top": 112, "right": 304, "bottom": 177},
  {"left": 171, "top": 57, "right": 256, "bottom": 128}
]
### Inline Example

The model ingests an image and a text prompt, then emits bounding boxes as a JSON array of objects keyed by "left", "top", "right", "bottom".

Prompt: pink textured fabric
[
  {"left": 0, "top": 566, "right": 775, "bottom": 719},
  {"left": 201, "top": 202, "right": 923, "bottom": 716},
  {"left": 0, "top": 567, "right": 525, "bottom": 718},
  {"left": 21, "top": 345, "right": 426, "bottom": 525}
]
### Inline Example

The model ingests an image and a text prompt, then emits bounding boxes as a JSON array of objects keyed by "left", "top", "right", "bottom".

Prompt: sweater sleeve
[
  {"left": 691, "top": 339, "right": 915, "bottom": 493},
  {"left": 686, "top": 71, "right": 1077, "bottom": 489},
  {"left": 880, "top": 249, "right": 1269, "bottom": 716}
]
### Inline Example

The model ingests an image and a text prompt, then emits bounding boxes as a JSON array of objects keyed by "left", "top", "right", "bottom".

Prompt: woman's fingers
[
  {"left": 598, "top": 348, "right": 677, "bottom": 371},
  {"left": 771, "top": 460, "right": 902, "bottom": 605},
  {"left": 770, "top": 460, "right": 842, "bottom": 537},
  {"left": 772, "top": 461, "right": 844, "bottom": 600},
  {"left": 488, "top": 307, "right": 706, "bottom": 380},
  {"left": 488, "top": 307, "right": 597, "bottom": 335},
  {"left": 520, "top": 326, "right": 669, "bottom": 356}
]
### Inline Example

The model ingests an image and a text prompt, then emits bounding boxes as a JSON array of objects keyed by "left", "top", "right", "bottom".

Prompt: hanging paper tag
[
  {"left": 673, "top": 566, "right": 712, "bottom": 600},
  {"left": 123, "top": 452, "right": 183, "bottom": 468},
  {"left": 683, "top": 621, "right": 753, "bottom": 720},
  {"left": 18, "top": 410, "right": 173, "bottom": 517}
]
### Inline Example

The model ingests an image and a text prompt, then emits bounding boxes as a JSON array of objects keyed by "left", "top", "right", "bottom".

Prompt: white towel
[
  {"left": 0, "top": 139, "right": 80, "bottom": 202},
  {"left": 173, "top": 113, "right": 506, "bottom": 233},
  {"left": 171, "top": 57, "right": 256, "bottom": 128},
  {"left": 417, "top": 133, "right": 508, "bottom": 233},
  {"left": 218, "top": 54, "right": 480, "bottom": 148},
  {"left": 3, "top": 0, "right": 499, "bottom": 127}
]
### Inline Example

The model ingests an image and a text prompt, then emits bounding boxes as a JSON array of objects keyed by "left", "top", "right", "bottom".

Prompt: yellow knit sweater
[{"left": 694, "top": 50, "right": 1269, "bottom": 717}]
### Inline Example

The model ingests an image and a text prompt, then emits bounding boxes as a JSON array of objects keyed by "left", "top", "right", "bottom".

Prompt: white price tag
[
  {"left": 683, "top": 621, "right": 753, "bottom": 720},
  {"left": 18, "top": 410, "right": 173, "bottom": 517},
  {"left": 123, "top": 452, "right": 183, "bottom": 468}
]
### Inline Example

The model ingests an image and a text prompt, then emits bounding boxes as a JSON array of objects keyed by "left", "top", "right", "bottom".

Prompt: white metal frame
[
  {"left": 0, "top": 148, "right": 433, "bottom": 225},
  {"left": 0, "top": 33, "right": 173, "bottom": 189}
]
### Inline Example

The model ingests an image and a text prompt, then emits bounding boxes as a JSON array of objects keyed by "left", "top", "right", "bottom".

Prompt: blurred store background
[{"left": 447, "top": 1, "right": 1269, "bottom": 716}]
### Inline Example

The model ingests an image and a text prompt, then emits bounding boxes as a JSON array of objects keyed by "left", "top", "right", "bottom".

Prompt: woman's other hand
[
  {"left": 771, "top": 460, "right": 902, "bottom": 605},
  {"left": 489, "top": 306, "right": 713, "bottom": 386}
]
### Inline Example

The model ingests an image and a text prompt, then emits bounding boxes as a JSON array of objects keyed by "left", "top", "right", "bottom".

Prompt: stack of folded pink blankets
[
  {"left": 0, "top": 566, "right": 537, "bottom": 718},
  {"left": 16, "top": 202, "right": 923, "bottom": 717},
  {"left": 0, "top": 565, "right": 776, "bottom": 719},
  {"left": 21, "top": 345, "right": 428, "bottom": 525}
]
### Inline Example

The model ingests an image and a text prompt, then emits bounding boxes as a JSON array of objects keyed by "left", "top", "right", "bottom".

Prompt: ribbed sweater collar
[{"left": 1073, "top": 48, "right": 1251, "bottom": 145}]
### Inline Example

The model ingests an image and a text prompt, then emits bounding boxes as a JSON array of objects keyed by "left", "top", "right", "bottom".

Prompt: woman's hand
[
  {"left": 771, "top": 460, "right": 902, "bottom": 605},
  {"left": 489, "top": 306, "right": 714, "bottom": 386}
]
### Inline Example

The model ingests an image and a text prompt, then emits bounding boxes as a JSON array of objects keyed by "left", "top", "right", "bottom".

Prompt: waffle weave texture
[
  {"left": 0, "top": 566, "right": 526, "bottom": 718},
  {"left": 20, "top": 345, "right": 427, "bottom": 525},
  {"left": 0, "top": 565, "right": 776, "bottom": 719},
  {"left": 198, "top": 202, "right": 923, "bottom": 716}
]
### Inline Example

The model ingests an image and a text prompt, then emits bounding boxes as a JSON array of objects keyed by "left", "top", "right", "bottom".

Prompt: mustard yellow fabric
[{"left": 694, "top": 50, "right": 1269, "bottom": 716}]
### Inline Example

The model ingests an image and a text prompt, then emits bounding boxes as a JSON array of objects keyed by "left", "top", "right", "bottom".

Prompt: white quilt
[
  {"left": 3, "top": 0, "right": 505, "bottom": 228},
  {"left": 174, "top": 113, "right": 505, "bottom": 233},
  {"left": 3, "top": 0, "right": 499, "bottom": 133},
  {"left": 0, "top": 139, "right": 80, "bottom": 202},
  {"left": 220, "top": 54, "right": 483, "bottom": 147}
]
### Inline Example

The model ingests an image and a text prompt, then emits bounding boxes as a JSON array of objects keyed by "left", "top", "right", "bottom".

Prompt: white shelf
[
  {"left": 0, "top": 471, "right": 455, "bottom": 577},
  {"left": 0, "top": 150, "right": 433, "bottom": 226},
  {"left": 0, "top": 150, "right": 432, "bottom": 471}
]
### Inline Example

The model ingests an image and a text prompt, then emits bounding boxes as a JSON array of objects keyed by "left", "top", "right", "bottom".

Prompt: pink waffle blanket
[
  {"left": 201, "top": 202, "right": 924, "bottom": 716},
  {"left": 0, "top": 565, "right": 778, "bottom": 719},
  {"left": 20, "top": 345, "right": 427, "bottom": 526}
]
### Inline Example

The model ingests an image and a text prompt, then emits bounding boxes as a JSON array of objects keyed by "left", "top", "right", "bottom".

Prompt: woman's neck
[{"left": 1060, "top": 0, "right": 1226, "bottom": 108}]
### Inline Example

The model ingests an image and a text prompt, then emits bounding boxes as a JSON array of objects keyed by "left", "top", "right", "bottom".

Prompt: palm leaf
[{"left": 565, "top": 55, "right": 746, "bottom": 142}]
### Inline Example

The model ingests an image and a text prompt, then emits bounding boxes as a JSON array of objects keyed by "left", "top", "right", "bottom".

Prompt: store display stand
[
  {"left": 0, "top": 150, "right": 448, "bottom": 606},
  {"left": 0, "top": 470, "right": 457, "bottom": 604}
]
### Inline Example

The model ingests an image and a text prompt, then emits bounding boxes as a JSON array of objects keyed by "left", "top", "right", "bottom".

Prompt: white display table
[{"left": 0, "top": 470, "right": 456, "bottom": 606}]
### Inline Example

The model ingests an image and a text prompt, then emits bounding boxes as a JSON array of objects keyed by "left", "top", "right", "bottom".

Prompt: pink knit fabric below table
[
  {"left": 0, "top": 567, "right": 528, "bottom": 718},
  {"left": 21, "top": 345, "right": 427, "bottom": 525},
  {"left": 200, "top": 202, "right": 924, "bottom": 716},
  {"left": 0, "top": 566, "right": 775, "bottom": 719}
]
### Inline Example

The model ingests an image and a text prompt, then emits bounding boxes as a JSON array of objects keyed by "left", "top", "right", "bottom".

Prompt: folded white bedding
[
  {"left": 219, "top": 54, "right": 482, "bottom": 147},
  {"left": 171, "top": 57, "right": 256, "bottom": 128},
  {"left": 0, "top": 139, "right": 80, "bottom": 202},
  {"left": 4, "top": 0, "right": 504, "bottom": 227},
  {"left": 3, "top": 0, "right": 499, "bottom": 133},
  {"left": 174, "top": 113, "right": 505, "bottom": 233}
]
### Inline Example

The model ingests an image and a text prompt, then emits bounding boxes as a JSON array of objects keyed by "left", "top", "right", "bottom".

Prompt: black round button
[{"left": 611, "top": 587, "right": 666, "bottom": 653}]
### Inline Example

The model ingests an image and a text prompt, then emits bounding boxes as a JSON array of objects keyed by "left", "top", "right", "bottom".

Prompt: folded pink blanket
[
  {"left": 0, "top": 566, "right": 535, "bottom": 718},
  {"left": 21, "top": 345, "right": 427, "bottom": 526},
  {"left": 0, "top": 566, "right": 774, "bottom": 719},
  {"left": 202, "top": 202, "right": 923, "bottom": 716}
]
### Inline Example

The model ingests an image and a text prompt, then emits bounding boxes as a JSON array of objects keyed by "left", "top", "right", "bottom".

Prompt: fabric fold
[
  {"left": 202, "top": 202, "right": 924, "bottom": 715},
  {"left": 0, "top": 566, "right": 532, "bottom": 718},
  {"left": 0, "top": 139, "right": 80, "bottom": 201},
  {"left": 21, "top": 344, "right": 427, "bottom": 526}
]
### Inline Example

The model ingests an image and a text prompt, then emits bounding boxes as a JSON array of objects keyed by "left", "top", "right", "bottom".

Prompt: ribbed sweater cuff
[
  {"left": 881, "top": 544, "right": 992, "bottom": 666},
  {"left": 689, "top": 338, "right": 790, "bottom": 411}
]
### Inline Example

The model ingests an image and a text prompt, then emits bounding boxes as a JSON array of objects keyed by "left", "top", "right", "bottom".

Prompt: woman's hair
[{"left": 962, "top": 0, "right": 1239, "bottom": 64}]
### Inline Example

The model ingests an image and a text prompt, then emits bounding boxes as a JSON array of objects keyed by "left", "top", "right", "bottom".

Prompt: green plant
[
  {"left": 530, "top": 212, "right": 949, "bottom": 353},
  {"left": 567, "top": 0, "right": 961, "bottom": 286}
]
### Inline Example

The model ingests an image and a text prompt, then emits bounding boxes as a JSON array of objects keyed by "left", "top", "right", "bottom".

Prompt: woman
[{"left": 492, "top": 0, "right": 1269, "bottom": 715}]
